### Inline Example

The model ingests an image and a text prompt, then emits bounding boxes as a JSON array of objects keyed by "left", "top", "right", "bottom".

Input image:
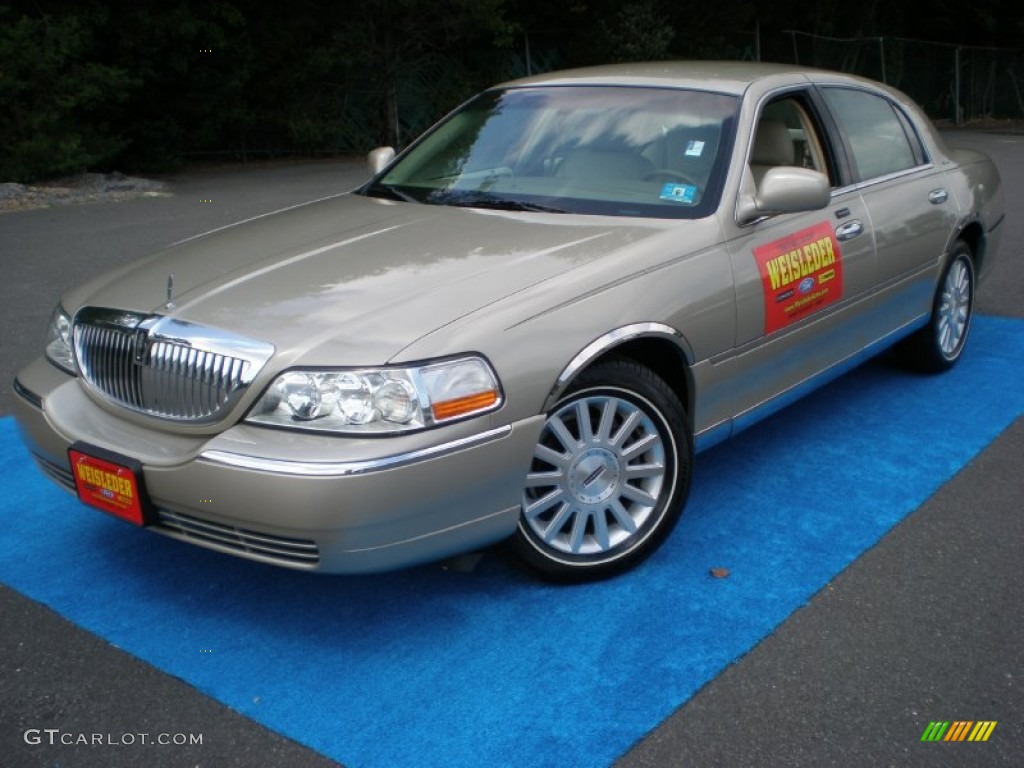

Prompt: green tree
[
  {"left": 598, "top": 1, "right": 674, "bottom": 62},
  {"left": 0, "top": 6, "right": 137, "bottom": 181},
  {"left": 339, "top": 0, "right": 517, "bottom": 147},
  {"left": 105, "top": 1, "right": 253, "bottom": 168}
]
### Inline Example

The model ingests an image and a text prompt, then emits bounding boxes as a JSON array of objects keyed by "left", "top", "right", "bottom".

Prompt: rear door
[{"left": 819, "top": 85, "right": 958, "bottom": 333}]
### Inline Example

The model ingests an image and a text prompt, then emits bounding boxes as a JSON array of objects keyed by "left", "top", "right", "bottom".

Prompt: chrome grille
[
  {"left": 72, "top": 307, "right": 274, "bottom": 423},
  {"left": 156, "top": 509, "right": 320, "bottom": 567},
  {"left": 75, "top": 322, "right": 142, "bottom": 406},
  {"left": 146, "top": 340, "right": 249, "bottom": 419}
]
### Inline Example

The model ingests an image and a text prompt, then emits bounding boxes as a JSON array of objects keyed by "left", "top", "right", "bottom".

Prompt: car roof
[{"left": 501, "top": 60, "right": 829, "bottom": 95}]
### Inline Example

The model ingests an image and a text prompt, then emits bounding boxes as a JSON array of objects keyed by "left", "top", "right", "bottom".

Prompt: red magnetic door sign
[{"left": 753, "top": 220, "right": 844, "bottom": 333}]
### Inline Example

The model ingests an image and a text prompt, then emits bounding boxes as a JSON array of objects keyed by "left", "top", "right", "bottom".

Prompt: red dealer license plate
[{"left": 68, "top": 444, "right": 153, "bottom": 526}]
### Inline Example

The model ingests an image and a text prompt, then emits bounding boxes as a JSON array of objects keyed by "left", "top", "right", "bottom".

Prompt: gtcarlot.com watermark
[{"left": 24, "top": 728, "right": 203, "bottom": 747}]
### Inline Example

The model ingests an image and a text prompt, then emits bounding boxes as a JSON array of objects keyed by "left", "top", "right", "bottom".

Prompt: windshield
[{"left": 361, "top": 85, "right": 738, "bottom": 218}]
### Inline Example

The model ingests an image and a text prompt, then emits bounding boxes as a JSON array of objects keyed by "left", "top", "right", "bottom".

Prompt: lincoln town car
[{"left": 13, "top": 62, "right": 1003, "bottom": 581}]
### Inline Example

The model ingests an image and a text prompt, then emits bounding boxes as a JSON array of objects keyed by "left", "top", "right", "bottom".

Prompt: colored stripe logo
[{"left": 921, "top": 721, "right": 997, "bottom": 742}]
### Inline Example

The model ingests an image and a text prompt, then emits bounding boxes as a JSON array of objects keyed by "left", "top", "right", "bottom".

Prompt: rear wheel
[
  {"left": 509, "top": 359, "right": 691, "bottom": 582},
  {"left": 898, "top": 240, "right": 975, "bottom": 372}
]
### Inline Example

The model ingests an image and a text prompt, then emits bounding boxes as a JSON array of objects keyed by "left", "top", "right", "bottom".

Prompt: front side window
[
  {"left": 822, "top": 87, "right": 922, "bottom": 181},
  {"left": 750, "top": 95, "right": 835, "bottom": 186},
  {"left": 362, "top": 86, "right": 739, "bottom": 219}
]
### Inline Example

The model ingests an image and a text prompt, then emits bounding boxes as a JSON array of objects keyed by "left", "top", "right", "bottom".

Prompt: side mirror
[
  {"left": 737, "top": 167, "right": 831, "bottom": 224},
  {"left": 367, "top": 146, "right": 396, "bottom": 175}
]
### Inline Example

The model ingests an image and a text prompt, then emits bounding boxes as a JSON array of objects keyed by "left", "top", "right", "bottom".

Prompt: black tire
[
  {"left": 508, "top": 358, "right": 692, "bottom": 582},
  {"left": 897, "top": 240, "right": 976, "bottom": 372}
]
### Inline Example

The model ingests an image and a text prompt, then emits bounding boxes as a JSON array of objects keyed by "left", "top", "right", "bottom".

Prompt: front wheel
[
  {"left": 508, "top": 359, "right": 692, "bottom": 582},
  {"left": 898, "top": 241, "right": 975, "bottom": 372}
]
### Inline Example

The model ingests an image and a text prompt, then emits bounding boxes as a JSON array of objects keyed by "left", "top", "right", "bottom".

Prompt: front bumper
[{"left": 13, "top": 356, "right": 543, "bottom": 573}]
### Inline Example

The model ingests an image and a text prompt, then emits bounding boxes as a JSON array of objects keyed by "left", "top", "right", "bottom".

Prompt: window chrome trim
[
  {"left": 852, "top": 162, "right": 935, "bottom": 191},
  {"left": 199, "top": 424, "right": 513, "bottom": 477}
]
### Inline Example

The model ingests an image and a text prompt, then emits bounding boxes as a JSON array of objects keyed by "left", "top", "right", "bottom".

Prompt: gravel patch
[{"left": 0, "top": 172, "right": 170, "bottom": 212}]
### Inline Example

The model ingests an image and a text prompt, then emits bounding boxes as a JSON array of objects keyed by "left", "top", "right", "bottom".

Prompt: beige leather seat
[{"left": 750, "top": 120, "right": 794, "bottom": 185}]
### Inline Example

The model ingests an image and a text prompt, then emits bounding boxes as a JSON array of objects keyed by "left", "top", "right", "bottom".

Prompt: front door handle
[
  {"left": 929, "top": 188, "right": 949, "bottom": 204},
  {"left": 835, "top": 219, "right": 864, "bottom": 241}
]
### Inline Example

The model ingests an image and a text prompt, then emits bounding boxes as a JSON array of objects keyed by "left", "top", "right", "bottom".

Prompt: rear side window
[{"left": 822, "top": 88, "right": 924, "bottom": 181}]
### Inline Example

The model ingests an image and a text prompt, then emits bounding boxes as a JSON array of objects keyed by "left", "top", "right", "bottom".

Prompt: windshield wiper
[
  {"left": 428, "top": 191, "right": 566, "bottom": 213},
  {"left": 364, "top": 184, "right": 418, "bottom": 204}
]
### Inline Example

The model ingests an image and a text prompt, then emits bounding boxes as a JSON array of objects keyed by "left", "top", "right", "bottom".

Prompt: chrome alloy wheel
[
  {"left": 522, "top": 391, "right": 672, "bottom": 558},
  {"left": 897, "top": 241, "right": 975, "bottom": 372},
  {"left": 936, "top": 256, "right": 972, "bottom": 358}
]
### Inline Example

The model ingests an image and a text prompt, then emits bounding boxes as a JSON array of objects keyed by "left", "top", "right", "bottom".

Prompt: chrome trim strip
[
  {"left": 545, "top": 322, "right": 691, "bottom": 410},
  {"left": 694, "top": 313, "right": 929, "bottom": 453},
  {"left": 199, "top": 424, "right": 513, "bottom": 477},
  {"left": 709, "top": 261, "right": 935, "bottom": 367},
  {"left": 156, "top": 509, "right": 320, "bottom": 563},
  {"left": 13, "top": 378, "right": 43, "bottom": 409},
  {"left": 693, "top": 421, "right": 732, "bottom": 454},
  {"left": 852, "top": 162, "right": 935, "bottom": 191}
]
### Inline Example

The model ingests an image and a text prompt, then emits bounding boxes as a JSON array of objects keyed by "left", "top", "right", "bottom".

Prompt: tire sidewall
[{"left": 931, "top": 244, "right": 976, "bottom": 366}]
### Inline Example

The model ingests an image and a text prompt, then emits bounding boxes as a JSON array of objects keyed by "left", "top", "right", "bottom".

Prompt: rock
[
  {"left": 0, "top": 174, "right": 169, "bottom": 210},
  {"left": 0, "top": 182, "right": 27, "bottom": 201}
]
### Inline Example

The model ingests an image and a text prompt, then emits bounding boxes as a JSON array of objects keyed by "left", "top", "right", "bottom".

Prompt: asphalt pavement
[{"left": 0, "top": 134, "right": 1021, "bottom": 767}]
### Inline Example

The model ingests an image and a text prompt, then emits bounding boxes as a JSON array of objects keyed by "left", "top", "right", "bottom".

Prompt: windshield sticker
[
  {"left": 659, "top": 183, "right": 698, "bottom": 204},
  {"left": 684, "top": 140, "right": 705, "bottom": 157},
  {"left": 754, "top": 221, "right": 843, "bottom": 333}
]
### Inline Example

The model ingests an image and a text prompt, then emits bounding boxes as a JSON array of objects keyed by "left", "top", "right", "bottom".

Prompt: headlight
[
  {"left": 247, "top": 356, "right": 502, "bottom": 434},
  {"left": 44, "top": 305, "right": 76, "bottom": 374}
]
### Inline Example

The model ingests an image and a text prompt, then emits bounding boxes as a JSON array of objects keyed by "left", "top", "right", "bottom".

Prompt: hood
[{"left": 67, "top": 193, "right": 667, "bottom": 368}]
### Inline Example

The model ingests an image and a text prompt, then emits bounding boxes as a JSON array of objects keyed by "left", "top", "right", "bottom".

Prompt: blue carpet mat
[{"left": 1, "top": 316, "right": 1022, "bottom": 768}]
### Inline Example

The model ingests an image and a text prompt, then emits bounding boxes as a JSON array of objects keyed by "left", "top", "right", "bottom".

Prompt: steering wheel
[{"left": 643, "top": 169, "right": 699, "bottom": 186}]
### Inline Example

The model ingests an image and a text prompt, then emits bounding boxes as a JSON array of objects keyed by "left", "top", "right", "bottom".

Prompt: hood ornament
[{"left": 165, "top": 273, "right": 175, "bottom": 309}]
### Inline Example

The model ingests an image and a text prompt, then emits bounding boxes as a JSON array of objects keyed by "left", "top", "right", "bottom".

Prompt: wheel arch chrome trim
[
  {"left": 544, "top": 322, "right": 693, "bottom": 411},
  {"left": 199, "top": 424, "right": 512, "bottom": 477}
]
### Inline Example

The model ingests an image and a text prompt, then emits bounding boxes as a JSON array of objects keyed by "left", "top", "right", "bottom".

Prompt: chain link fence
[
  {"left": 768, "top": 31, "right": 1024, "bottom": 123},
  {"left": 378, "top": 30, "right": 1024, "bottom": 154},
  {"left": 178, "top": 29, "right": 1024, "bottom": 162}
]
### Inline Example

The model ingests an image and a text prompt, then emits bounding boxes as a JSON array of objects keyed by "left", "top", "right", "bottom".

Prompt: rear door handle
[
  {"left": 835, "top": 219, "right": 864, "bottom": 241},
  {"left": 929, "top": 188, "right": 949, "bottom": 204}
]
